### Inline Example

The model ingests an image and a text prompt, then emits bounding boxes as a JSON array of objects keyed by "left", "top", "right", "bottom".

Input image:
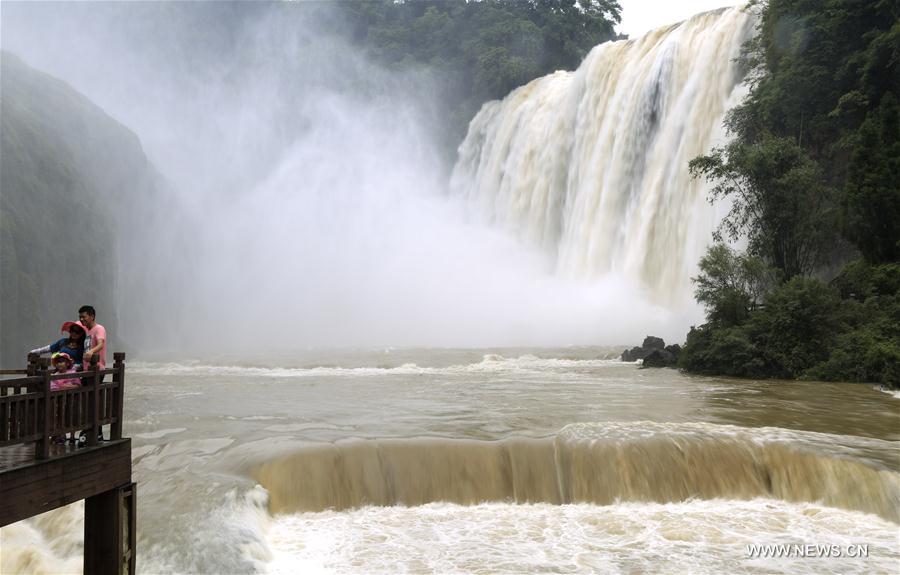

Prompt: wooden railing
[{"left": 0, "top": 352, "right": 126, "bottom": 459}]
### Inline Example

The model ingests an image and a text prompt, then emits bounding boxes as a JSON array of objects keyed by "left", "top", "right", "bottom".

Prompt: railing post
[
  {"left": 112, "top": 353, "right": 126, "bottom": 440},
  {"left": 89, "top": 355, "right": 100, "bottom": 447},
  {"left": 37, "top": 364, "right": 52, "bottom": 459},
  {"left": 19, "top": 353, "right": 41, "bottom": 396},
  {"left": 27, "top": 353, "right": 39, "bottom": 376}
]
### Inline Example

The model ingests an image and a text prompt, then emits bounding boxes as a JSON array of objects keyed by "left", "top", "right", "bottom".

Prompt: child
[
  {"left": 49, "top": 352, "right": 80, "bottom": 445},
  {"left": 50, "top": 352, "right": 81, "bottom": 390},
  {"left": 30, "top": 322, "right": 87, "bottom": 370}
]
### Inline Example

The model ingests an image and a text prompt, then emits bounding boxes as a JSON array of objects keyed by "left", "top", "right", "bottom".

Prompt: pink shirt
[{"left": 84, "top": 323, "right": 107, "bottom": 369}]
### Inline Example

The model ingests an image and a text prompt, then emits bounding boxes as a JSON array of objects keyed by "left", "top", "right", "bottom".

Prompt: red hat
[{"left": 61, "top": 321, "right": 87, "bottom": 335}]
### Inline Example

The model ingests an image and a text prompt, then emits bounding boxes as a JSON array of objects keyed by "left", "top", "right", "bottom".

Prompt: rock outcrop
[{"left": 621, "top": 337, "right": 681, "bottom": 367}]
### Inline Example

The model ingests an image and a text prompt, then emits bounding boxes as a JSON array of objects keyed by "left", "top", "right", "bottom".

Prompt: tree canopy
[
  {"left": 682, "top": 0, "right": 900, "bottom": 387},
  {"left": 692, "top": 0, "right": 899, "bottom": 269},
  {"left": 335, "top": 0, "right": 622, "bottom": 157}
]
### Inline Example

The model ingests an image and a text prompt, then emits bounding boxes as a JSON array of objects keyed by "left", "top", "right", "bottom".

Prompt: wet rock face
[
  {"left": 621, "top": 346, "right": 648, "bottom": 362},
  {"left": 642, "top": 348, "right": 674, "bottom": 367},
  {"left": 621, "top": 337, "right": 680, "bottom": 367}
]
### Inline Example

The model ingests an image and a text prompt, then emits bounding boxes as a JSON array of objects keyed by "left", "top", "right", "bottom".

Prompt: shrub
[
  {"left": 679, "top": 324, "right": 770, "bottom": 378},
  {"left": 746, "top": 277, "right": 844, "bottom": 377},
  {"left": 692, "top": 243, "right": 778, "bottom": 327}
]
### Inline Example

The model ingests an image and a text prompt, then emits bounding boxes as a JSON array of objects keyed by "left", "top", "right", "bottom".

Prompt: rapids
[{"left": 2, "top": 349, "right": 897, "bottom": 574}]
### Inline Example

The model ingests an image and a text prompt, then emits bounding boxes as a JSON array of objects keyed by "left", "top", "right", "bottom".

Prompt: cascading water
[
  {"left": 451, "top": 7, "right": 754, "bottom": 305},
  {"left": 3, "top": 352, "right": 898, "bottom": 574},
  {"left": 252, "top": 423, "right": 900, "bottom": 523},
  {"left": 4, "top": 5, "right": 899, "bottom": 575}
]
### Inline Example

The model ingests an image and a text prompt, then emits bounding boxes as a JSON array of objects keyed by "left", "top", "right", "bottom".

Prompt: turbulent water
[
  {"left": 2, "top": 349, "right": 898, "bottom": 574},
  {"left": 3, "top": 6, "right": 899, "bottom": 575},
  {"left": 451, "top": 7, "right": 753, "bottom": 305}
]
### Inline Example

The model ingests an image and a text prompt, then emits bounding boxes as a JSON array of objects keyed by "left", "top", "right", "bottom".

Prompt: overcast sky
[{"left": 616, "top": 0, "right": 739, "bottom": 38}]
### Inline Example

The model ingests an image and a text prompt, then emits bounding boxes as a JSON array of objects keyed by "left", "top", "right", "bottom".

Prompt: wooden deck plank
[{"left": 0, "top": 438, "right": 131, "bottom": 526}]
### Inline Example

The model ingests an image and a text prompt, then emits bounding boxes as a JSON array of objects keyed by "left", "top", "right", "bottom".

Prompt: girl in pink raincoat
[{"left": 51, "top": 352, "right": 81, "bottom": 390}]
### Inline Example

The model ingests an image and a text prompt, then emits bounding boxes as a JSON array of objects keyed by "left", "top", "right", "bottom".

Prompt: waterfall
[
  {"left": 252, "top": 423, "right": 900, "bottom": 522},
  {"left": 451, "top": 7, "right": 754, "bottom": 305}
]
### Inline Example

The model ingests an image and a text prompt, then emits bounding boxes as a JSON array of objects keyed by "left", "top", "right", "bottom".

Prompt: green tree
[
  {"left": 842, "top": 93, "right": 900, "bottom": 263},
  {"left": 679, "top": 324, "right": 766, "bottom": 377},
  {"left": 722, "top": 0, "right": 899, "bottom": 265},
  {"left": 335, "top": 0, "right": 622, "bottom": 159},
  {"left": 745, "top": 277, "right": 843, "bottom": 377},
  {"left": 682, "top": 0, "right": 900, "bottom": 386},
  {"left": 692, "top": 243, "right": 778, "bottom": 327},
  {"left": 689, "top": 135, "right": 835, "bottom": 279}
]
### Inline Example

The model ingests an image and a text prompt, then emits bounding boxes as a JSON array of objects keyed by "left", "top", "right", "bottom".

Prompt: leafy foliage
[
  {"left": 681, "top": 264, "right": 899, "bottom": 386},
  {"left": 745, "top": 277, "right": 844, "bottom": 377},
  {"left": 682, "top": 0, "right": 900, "bottom": 387},
  {"left": 335, "top": 0, "right": 622, "bottom": 156},
  {"left": 679, "top": 325, "right": 767, "bottom": 377},
  {"left": 693, "top": 0, "right": 899, "bottom": 271},
  {"left": 692, "top": 244, "right": 778, "bottom": 327},
  {"left": 842, "top": 93, "right": 900, "bottom": 263},
  {"left": 689, "top": 136, "right": 836, "bottom": 279}
]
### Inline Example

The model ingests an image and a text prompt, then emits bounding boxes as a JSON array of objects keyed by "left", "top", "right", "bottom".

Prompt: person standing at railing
[
  {"left": 79, "top": 305, "right": 106, "bottom": 370},
  {"left": 78, "top": 305, "right": 108, "bottom": 445},
  {"left": 28, "top": 321, "right": 87, "bottom": 369}
]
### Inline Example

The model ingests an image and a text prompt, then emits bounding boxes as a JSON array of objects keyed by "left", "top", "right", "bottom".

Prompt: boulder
[
  {"left": 641, "top": 348, "right": 675, "bottom": 368},
  {"left": 621, "top": 346, "right": 650, "bottom": 362},
  {"left": 621, "top": 336, "right": 680, "bottom": 367}
]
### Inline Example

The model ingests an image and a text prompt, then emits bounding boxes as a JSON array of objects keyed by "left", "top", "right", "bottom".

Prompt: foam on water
[
  {"left": 5, "top": 351, "right": 896, "bottom": 573},
  {"left": 0, "top": 502, "right": 84, "bottom": 575},
  {"left": 560, "top": 421, "right": 900, "bottom": 464},
  {"left": 264, "top": 499, "right": 900, "bottom": 574},
  {"left": 138, "top": 485, "right": 273, "bottom": 574},
  {"left": 133, "top": 427, "right": 187, "bottom": 439},
  {"left": 129, "top": 354, "right": 624, "bottom": 378}
]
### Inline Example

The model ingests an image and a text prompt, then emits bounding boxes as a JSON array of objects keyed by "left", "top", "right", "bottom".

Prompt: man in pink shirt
[
  {"left": 79, "top": 305, "right": 107, "bottom": 369},
  {"left": 78, "top": 305, "right": 108, "bottom": 444}
]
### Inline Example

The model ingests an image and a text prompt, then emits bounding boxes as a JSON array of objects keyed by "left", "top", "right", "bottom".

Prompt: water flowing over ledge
[
  {"left": 451, "top": 7, "right": 755, "bottom": 305},
  {"left": 252, "top": 422, "right": 900, "bottom": 523}
]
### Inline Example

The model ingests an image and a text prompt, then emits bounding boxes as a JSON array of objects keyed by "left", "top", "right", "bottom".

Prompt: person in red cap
[{"left": 29, "top": 321, "right": 87, "bottom": 369}]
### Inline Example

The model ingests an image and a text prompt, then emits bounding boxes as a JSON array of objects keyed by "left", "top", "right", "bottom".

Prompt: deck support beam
[{"left": 85, "top": 481, "right": 136, "bottom": 575}]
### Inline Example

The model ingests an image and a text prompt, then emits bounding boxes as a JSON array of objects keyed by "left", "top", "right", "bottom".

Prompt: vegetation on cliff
[
  {"left": 683, "top": 0, "right": 900, "bottom": 387},
  {"left": 336, "top": 0, "right": 622, "bottom": 155}
]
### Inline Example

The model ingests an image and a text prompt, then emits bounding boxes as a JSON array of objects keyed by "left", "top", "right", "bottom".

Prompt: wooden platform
[
  {"left": 0, "top": 438, "right": 131, "bottom": 526},
  {"left": 1, "top": 352, "right": 136, "bottom": 573},
  {"left": 0, "top": 437, "right": 89, "bottom": 470}
]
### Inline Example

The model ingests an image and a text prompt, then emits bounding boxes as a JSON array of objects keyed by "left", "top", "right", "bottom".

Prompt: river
[{"left": 3, "top": 348, "right": 898, "bottom": 574}]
